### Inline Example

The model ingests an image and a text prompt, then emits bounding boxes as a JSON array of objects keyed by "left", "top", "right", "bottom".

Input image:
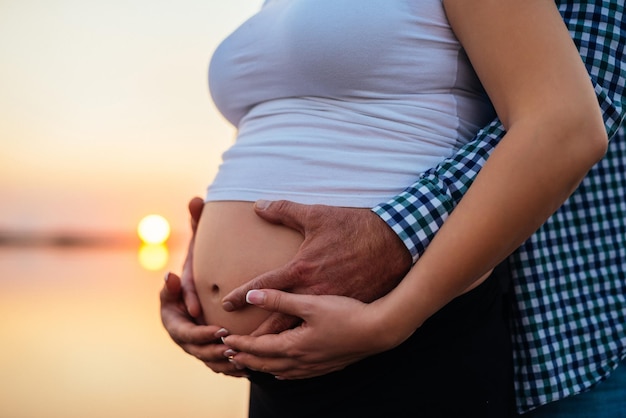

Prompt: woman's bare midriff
[
  {"left": 193, "top": 201, "right": 493, "bottom": 335},
  {"left": 193, "top": 201, "right": 304, "bottom": 335}
]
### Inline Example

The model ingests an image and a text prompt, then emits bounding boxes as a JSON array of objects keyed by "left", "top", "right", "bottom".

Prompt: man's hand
[{"left": 222, "top": 200, "right": 412, "bottom": 335}]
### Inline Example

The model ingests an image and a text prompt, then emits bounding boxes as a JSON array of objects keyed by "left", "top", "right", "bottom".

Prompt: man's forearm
[{"left": 373, "top": 119, "right": 505, "bottom": 262}]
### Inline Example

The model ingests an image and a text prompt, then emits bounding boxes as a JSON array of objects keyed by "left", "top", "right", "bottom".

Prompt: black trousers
[{"left": 247, "top": 264, "right": 513, "bottom": 418}]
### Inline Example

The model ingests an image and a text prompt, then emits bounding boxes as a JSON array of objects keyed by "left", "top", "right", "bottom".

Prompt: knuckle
[
  {"left": 252, "top": 276, "right": 271, "bottom": 291},
  {"left": 285, "top": 347, "right": 303, "bottom": 359},
  {"left": 268, "top": 315, "right": 291, "bottom": 333},
  {"left": 288, "top": 258, "right": 317, "bottom": 284},
  {"left": 271, "top": 200, "right": 289, "bottom": 214},
  {"left": 272, "top": 293, "right": 283, "bottom": 311},
  {"left": 307, "top": 203, "right": 327, "bottom": 220}
]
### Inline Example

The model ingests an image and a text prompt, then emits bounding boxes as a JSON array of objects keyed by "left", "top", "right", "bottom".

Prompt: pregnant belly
[{"left": 192, "top": 201, "right": 303, "bottom": 335}]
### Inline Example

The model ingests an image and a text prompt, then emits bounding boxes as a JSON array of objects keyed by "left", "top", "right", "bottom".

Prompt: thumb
[
  {"left": 181, "top": 278, "right": 203, "bottom": 319},
  {"left": 161, "top": 271, "right": 182, "bottom": 303},
  {"left": 245, "top": 289, "right": 310, "bottom": 319},
  {"left": 221, "top": 265, "right": 295, "bottom": 312},
  {"left": 254, "top": 199, "right": 307, "bottom": 233},
  {"left": 188, "top": 196, "right": 204, "bottom": 232}
]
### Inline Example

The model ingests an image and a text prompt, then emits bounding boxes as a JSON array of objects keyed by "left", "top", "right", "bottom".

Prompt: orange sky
[{"left": 0, "top": 0, "right": 263, "bottom": 239}]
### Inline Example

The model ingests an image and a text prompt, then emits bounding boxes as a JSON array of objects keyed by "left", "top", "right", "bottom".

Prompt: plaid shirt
[{"left": 373, "top": 1, "right": 626, "bottom": 413}]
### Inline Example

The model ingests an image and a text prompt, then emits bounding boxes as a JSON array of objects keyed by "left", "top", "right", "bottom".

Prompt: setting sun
[{"left": 137, "top": 214, "right": 171, "bottom": 245}]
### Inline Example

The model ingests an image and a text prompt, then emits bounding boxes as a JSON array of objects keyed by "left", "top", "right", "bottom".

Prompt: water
[{"left": 0, "top": 245, "right": 248, "bottom": 418}]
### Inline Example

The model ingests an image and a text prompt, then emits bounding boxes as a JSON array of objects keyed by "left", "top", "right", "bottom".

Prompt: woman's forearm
[
  {"left": 374, "top": 0, "right": 608, "bottom": 348},
  {"left": 377, "top": 116, "right": 606, "bottom": 347}
]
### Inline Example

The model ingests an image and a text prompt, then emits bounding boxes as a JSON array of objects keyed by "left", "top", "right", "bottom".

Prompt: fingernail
[
  {"left": 215, "top": 328, "right": 229, "bottom": 338},
  {"left": 255, "top": 199, "right": 270, "bottom": 210},
  {"left": 164, "top": 272, "right": 171, "bottom": 282},
  {"left": 274, "top": 375, "right": 285, "bottom": 380},
  {"left": 224, "top": 349, "right": 237, "bottom": 357},
  {"left": 222, "top": 301, "right": 235, "bottom": 312},
  {"left": 246, "top": 290, "right": 266, "bottom": 305}
]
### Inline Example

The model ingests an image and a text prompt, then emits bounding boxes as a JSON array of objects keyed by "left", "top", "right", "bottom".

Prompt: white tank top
[{"left": 206, "top": 0, "right": 495, "bottom": 207}]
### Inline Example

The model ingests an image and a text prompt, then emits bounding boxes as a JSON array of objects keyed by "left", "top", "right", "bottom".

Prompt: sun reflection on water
[
  {"left": 0, "top": 245, "right": 249, "bottom": 418},
  {"left": 138, "top": 243, "right": 169, "bottom": 271}
]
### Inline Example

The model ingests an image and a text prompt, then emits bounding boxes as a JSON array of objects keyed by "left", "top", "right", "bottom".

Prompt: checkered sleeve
[
  {"left": 374, "top": 0, "right": 625, "bottom": 264},
  {"left": 373, "top": 120, "right": 506, "bottom": 262}
]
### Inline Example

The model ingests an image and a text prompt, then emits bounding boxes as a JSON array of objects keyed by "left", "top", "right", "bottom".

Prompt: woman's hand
[
  {"left": 160, "top": 272, "right": 249, "bottom": 377},
  {"left": 222, "top": 289, "right": 397, "bottom": 380},
  {"left": 159, "top": 197, "right": 248, "bottom": 377},
  {"left": 177, "top": 196, "right": 204, "bottom": 318}
]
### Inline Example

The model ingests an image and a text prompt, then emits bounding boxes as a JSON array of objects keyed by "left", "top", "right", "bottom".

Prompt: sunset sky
[
  {"left": 0, "top": 0, "right": 264, "bottom": 239},
  {"left": 1, "top": 4, "right": 270, "bottom": 416}
]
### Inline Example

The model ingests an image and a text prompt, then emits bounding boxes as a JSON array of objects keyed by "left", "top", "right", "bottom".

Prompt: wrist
[{"left": 367, "top": 297, "right": 421, "bottom": 352}]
